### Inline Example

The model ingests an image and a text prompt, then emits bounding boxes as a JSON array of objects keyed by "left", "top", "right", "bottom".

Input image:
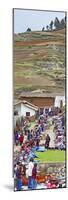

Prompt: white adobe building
[
  {"left": 54, "top": 96, "right": 65, "bottom": 108},
  {"left": 14, "top": 100, "right": 38, "bottom": 117}
]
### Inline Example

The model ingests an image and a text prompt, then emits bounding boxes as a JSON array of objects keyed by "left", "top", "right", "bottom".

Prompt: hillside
[{"left": 14, "top": 29, "right": 65, "bottom": 97}]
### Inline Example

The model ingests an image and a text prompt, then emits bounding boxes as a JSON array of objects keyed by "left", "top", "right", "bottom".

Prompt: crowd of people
[
  {"left": 14, "top": 158, "right": 65, "bottom": 191},
  {"left": 14, "top": 158, "right": 37, "bottom": 190},
  {"left": 53, "top": 114, "right": 65, "bottom": 150},
  {"left": 14, "top": 107, "right": 66, "bottom": 191}
]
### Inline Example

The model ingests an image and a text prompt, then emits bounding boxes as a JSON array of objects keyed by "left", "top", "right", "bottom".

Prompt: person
[
  {"left": 45, "top": 134, "right": 50, "bottom": 149},
  {"left": 14, "top": 131, "right": 19, "bottom": 145},
  {"left": 23, "top": 132, "right": 27, "bottom": 143},
  {"left": 29, "top": 135, "right": 34, "bottom": 148},
  {"left": 36, "top": 137, "right": 40, "bottom": 147},
  {"left": 32, "top": 163, "right": 37, "bottom": 189},
  {"left": 47, "top": 181, "right": 52, "bottom": 189},
  {"left": 16, "top": 164, "right": 23, "bottom": 191},
  {"left": 27, "top": 158, "right": 34, "bottom": 189},
  {"left": 19, "top": 134, "right": 24, "bottom": 145},
  {"left": 27, "top": 130, "right": 31, "bottom": 140}
]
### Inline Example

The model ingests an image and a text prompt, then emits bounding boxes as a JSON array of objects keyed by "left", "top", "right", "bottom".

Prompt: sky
[{"left": 14, "top": 9, "right": 65, "bottom": 33}]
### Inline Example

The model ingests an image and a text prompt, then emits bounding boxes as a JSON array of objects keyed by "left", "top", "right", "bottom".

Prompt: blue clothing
[
  {"left": 28, "top": 176, "right": 33, "bottom": 189},
  {"left": 32, "top": 178, "right": 37, "bottom": 189},
  {"left": 17, "top": 179, "right": 23, "bottom": 190},
  {"left": 15, "top": 133, "right": 18, "bottom": 141}
]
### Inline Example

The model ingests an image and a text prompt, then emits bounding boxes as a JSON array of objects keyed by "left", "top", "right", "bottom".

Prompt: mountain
[{"left": 14, "top": 29, "right": 65, "bottom": 97}]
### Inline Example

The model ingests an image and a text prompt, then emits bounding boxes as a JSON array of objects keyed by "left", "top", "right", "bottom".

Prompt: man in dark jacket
[{"left": 45, "top": 134, "right": 50, "bottom": 149}]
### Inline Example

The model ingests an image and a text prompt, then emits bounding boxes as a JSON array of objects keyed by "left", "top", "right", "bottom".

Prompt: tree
[
  {"left": 60, "top": 18, "right": 65, "bottom": 28},
  {"left": 27, "top": 27, "right": 31, "bottom": 32},
  {"left": 46, "top": 25, "right": 49, "bottom": 30},
  {"left": 54, "top": 17, "right": 60, "bottom": 29},
  {"left": 60, "top": 19, "right": 65, "bottom": 28},
  {"left": 64, "top": 16, "right": 66, "bottom": 28},
  {"left": 50, "top": 20, "right": 53, "bottom": 30},
  {"left": 65, "top": 16, "right": 66, "bottom": 23},
  {"left": 42, "top": 27, "right": 45, "bottom": 31}
]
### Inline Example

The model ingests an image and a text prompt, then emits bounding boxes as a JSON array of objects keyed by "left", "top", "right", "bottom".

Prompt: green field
[{"left": 35, "top": 150, "right": 65, "bottom": 163}]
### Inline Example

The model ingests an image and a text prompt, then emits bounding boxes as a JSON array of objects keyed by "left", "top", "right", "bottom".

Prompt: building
[
  {"left": 14, "top": 100, "right": 38, "bottom": 117},
  {"left": 19, "top": 91, "right": 55, "bottom": 113},
  {"left": 54, "top": 96, "right": 65, "bottom": 108},
  {"left": 18, "top": 91, "right": 65, "bottom": 114}
]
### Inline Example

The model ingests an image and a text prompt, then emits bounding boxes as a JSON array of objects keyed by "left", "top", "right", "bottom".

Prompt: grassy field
[
  {"left": 14, "top": 29, "right": 65, "bottom": 97},
  {"left": 35, "top": 150, "right": 65, "bottom": 163}
]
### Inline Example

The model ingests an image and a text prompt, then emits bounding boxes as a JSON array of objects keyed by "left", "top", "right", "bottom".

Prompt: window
[{"left": 26, "top": 112, "right": 30, "bottom": 116}]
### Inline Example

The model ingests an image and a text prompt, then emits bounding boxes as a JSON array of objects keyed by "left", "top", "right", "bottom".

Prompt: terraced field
[{"left": 14, "top": 29, "right": 65, "bottom": 97}]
